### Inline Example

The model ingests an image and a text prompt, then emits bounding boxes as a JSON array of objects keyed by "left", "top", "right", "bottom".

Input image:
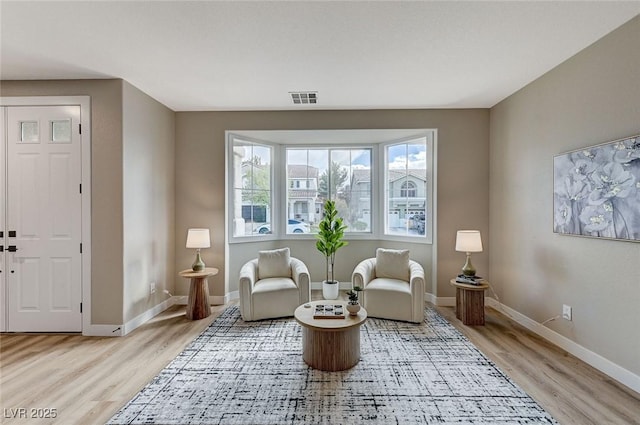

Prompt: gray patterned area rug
[{"left": 107, "top": 306, "right": 557, "bottom": 425}]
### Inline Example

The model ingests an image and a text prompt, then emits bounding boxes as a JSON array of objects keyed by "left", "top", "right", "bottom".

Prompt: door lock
[{"left": 7, "top": 246, "right": 17, "bottom": 252}]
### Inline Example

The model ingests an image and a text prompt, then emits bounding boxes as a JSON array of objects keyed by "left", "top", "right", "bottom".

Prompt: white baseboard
[
  {"left": 485, "top": 298, "right": 640, "bottom": 394},
  {"left": 121, "top": 297, "right": 177, "bottom": 336},
  {"left": 425, "top": 292, "right": 455, "bottom": 307},
  {"left": 83, "top": 324, "right": 124, "bottom": 337},
  {"left": 225, "top": 291, "right": 239, "bottom": 302},
  {"left": 174, "top": 291, "right": 239, "bottom": 306},
  {"left": 310, "top": 281, "right": 354, "bottom": 291}
]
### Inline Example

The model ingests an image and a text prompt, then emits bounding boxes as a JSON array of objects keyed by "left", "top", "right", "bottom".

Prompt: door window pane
[
  {"left": 20, "top": 121, "right": 39, "bottom": 143},
  {"left": 51, "top": 120, "right": 72, "bottom": 143}
]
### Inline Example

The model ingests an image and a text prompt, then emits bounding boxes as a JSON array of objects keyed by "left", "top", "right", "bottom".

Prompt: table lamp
[
  {"left": 455, "top": 230, "right": 483, "bottom": 277},
  {"left": 186, "top": 228, "right": 210, "bottom": 272}
]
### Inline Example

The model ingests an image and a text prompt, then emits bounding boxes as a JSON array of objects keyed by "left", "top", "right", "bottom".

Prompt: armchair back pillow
[
  {"left": 375, "top": 248, "right": 410, "bottom": 281},
  {"left": 258, "top": 247, "right": 291, "bottom": 280}
]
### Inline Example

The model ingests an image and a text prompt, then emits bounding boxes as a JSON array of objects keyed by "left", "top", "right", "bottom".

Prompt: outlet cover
[
  {"left": 150, "top": 282, "right": 156, "bottom": 294},
  {"left": 562, "top": 304, "right": 572, "bottom": 321}
]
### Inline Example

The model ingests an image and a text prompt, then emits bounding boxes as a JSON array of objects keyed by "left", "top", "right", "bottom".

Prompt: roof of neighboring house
[
  {"left": 288, "top": 189, "right": 318, "bottom": 199},
  {"left": 351, "top": 169, "right": 372, "bottom": 186},
  {"left": 351, "top": 168, "right": 426, "bottom": 186},
  {"left": 288, "top": 164, "right": 319, "bottom": 179}
]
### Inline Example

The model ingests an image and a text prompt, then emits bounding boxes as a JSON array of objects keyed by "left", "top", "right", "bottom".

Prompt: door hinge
[
  {"left": 79, "top": 124, "right": 82, "bottom": 134},
  {"left": 80, "top": 302, "right": 83, "bottom": 313},
  {"left": 80, "top": 243, "right": 82, "bottom": 254}
]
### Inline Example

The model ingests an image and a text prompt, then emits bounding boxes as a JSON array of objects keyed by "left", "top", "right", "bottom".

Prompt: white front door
[
  {"left": 5, "top": 106, "right": 82, "bottom": 332},
  {"left": 0, "top": 107, "right": 6, "bottom": 331}
]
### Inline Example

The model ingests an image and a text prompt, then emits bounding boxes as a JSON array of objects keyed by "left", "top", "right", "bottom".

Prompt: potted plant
[
  {"left": 345, "top": 286, "right": 362, "bottom": 315},
  {"left": 316, "top": 199, "right": 348, "bottom": 300}
]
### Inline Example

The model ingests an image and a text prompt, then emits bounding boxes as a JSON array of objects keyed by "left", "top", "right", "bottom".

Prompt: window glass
[
  {"left": 385, "top": 139, "right": 427, "bottom": 237},
  {"left": 228, "top": 130, "right": 433, "bottom": 242},
  {"left": 231, "top": 139, "right": 272, "bottom": 237},
  {"left": 286, "top": 147, "right": 371, "bottom": 233}
]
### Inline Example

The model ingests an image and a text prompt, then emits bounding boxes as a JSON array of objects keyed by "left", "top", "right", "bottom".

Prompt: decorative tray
[{"left": 313, "top": 304, "right": 345, "bottom": 319}]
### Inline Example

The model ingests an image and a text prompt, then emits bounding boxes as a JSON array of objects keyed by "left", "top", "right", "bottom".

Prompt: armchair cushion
[
  {"left": 258, "top": 247, "right": 291, "bottom": 280},
  {"left": 375, "top": 248, "right": 410, "bottom": 281}
]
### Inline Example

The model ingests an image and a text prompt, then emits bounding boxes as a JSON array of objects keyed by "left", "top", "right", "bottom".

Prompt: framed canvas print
[{"left": 553, "top": 134, "right": 640, "bottom": 242}]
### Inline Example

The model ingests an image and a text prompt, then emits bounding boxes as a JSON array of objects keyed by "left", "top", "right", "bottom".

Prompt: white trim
[
  {"left": 225, "top": 290, "right": 239, "bottom": 303},
  {"left": 310, "top": 281, "right": 354, "bottom": 291},
  {"left": 121, "top": 297, "right": 177, "bottom": 335},
  {"left": 174, "top": 291, "right": 239, "bottom": 306},
  {"left": 425, "top": 292, "right": 455, "bottom": 307},
  {"left": 485, "top": 298, "right": 640, "bottom": 394},
  {"left": 0, "top": 96, "right": 92, "bottom": 335},
  {"left": 82, "top": 324, "right": 124, "bottom": 337}
]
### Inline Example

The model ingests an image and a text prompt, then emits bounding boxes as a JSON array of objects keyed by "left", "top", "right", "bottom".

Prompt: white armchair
[
  {"left": 352, "top": 248, "right": 425, "bottom": 323},
  {"left": 239, "top": 247, "right": 311, "bottom": 321}
]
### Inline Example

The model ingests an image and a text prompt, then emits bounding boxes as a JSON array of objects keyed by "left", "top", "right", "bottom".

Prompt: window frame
[
  {"left": 381, "top": 134, "right": 434, "bottom": 243},
  {"left": 284, "top": 145, "right": 375, "bottom": 236},
  {"left": 227, "top": 134, "right": 280, "bottom": 242},
  {"left": 227, "top": 130, "right": 436, "bottom": 244}
]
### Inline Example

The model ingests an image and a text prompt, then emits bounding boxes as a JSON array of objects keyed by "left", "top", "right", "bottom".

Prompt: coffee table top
[{"left": 294, "top": 300, "right": 367, "bottom": 331}]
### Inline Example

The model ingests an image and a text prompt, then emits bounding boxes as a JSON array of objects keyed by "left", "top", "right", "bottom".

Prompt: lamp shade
[
  {"left": 455, "top": 230, "right": 483, "bottom": 253},
  {"left": 186, "top": 228, "right": 210, "bottom": 249}
]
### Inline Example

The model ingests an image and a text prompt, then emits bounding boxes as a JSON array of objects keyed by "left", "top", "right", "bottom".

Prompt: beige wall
[
  {"left": 490, "top": 16, "right": 640, "bottom": 377},
  {"left": 1, "top": 79, "right": 176, "bottom": 326},
  {"left": 175, "top": 109, "right": 489, "bottom": 297},
  {"left": 1, "top": 79, "right": 124, "bottom": 324},
  {"left": 122, "top": 81, "right": 175, "bottom": 322}
]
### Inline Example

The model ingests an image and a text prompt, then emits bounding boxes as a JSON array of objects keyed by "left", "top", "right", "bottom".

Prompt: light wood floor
[{"left": 1, "top": 296, "right": 638, "bottom": 425}]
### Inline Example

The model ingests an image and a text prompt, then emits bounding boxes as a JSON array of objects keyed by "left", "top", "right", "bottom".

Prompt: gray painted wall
[
  {"left": 1, "top": 79, "right": 176, "bottom": 326},
  {"left": 1, "top": 79, "right": 125, "bottom": 324},
  {"left": 490, "top": 16, "right": 640, "bottom": 377},
  {"left": 122, "top": 81, "right": 176, "bottom": 323},
  {"left": 174, "top": 110, "right": 489, "bottom": 298}
]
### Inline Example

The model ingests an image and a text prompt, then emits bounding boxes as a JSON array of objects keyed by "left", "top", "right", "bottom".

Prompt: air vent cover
[{"left": 289, "top": 91, "right": 318, "bottom": 104}]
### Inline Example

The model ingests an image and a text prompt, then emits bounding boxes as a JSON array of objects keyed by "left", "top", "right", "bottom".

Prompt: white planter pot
[
  {"left": 322, "top": 281, "right": 340, "bottom": 300},
  {"left": 346, "top": 303, "right": 361, "bottom": 316}
]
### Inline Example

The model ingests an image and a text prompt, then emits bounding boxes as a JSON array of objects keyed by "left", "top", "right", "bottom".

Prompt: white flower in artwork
[{"left": 588, "top": 162, "right": 636, "bottom": 204}]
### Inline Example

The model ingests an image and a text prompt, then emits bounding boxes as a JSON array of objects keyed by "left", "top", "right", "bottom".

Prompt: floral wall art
[{"left": 553, "top": 134, "right": 640, "bottom": 242}]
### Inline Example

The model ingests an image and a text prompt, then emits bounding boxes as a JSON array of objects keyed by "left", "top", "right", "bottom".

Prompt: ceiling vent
[{"left": 289, "top": 91, "right": 318, "bottom": 105}]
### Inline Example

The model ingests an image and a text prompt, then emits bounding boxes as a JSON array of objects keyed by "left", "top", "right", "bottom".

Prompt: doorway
[{"left": 1, "top": 97, "right": 91, "bottom": 332}]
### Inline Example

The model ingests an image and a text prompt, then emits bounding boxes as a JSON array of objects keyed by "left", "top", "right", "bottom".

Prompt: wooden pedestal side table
[
  {"left": 179, "top": 267, "right": 218, "bottom": 320},
  {"left": 294, "top": 301, "right": 367, "bottom": 371},
  {"left": 449, "top": 279, "right": 490, "bottom": 326}
]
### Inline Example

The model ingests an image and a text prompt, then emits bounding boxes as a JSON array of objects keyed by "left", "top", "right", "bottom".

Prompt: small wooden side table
[
  {"left": 179, "top": 267, "right": 218, "bottom": 320},
  {"left": 449, "top": 279, "right": 490, "bottom": 325}
]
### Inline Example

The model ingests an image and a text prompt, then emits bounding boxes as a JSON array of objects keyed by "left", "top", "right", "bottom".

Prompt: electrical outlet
[
  {"left": 150, "top": 281, "right": 156, "bottom": 294},
  {"left": 562, "top": 304, "right": 572, "bottom": 321}
]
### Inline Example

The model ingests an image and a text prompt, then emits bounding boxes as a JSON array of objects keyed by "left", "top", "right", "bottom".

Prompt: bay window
[{"left": 228, "top": 130, "right": 434, "bottom": 243}]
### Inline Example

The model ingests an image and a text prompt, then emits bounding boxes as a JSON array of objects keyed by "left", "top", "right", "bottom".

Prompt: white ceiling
[{"left": 1, "top": 1, "right": 639, "bottom": 111}]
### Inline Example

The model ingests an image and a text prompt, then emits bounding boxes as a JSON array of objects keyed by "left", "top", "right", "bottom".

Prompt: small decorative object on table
[
  {"left": 346, "top": 286, "right": 362, "bottom": 315},
  {"left": 313, "top": 304, "right": 345, "bottom": 319},
  {"left": 455, "top": 274, "right": 485, "bottom": 286}
]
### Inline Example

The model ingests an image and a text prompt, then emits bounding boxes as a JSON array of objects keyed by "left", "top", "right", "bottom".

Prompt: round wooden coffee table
[{"left": 294, "top": 300, "right": 367, "bottom": 371}]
